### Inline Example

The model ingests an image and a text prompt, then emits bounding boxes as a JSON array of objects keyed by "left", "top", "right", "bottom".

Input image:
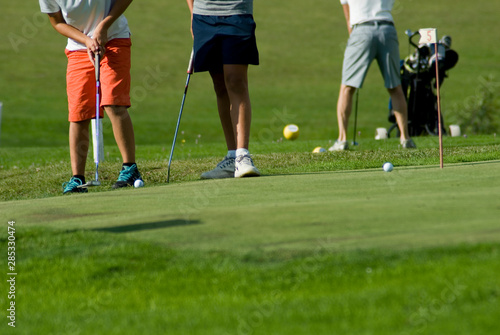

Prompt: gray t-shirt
[{"left": 193, "top": 0, "right": 253, "bottom": 16}]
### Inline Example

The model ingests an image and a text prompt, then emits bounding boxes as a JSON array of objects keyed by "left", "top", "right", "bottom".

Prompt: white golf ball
[
  {"left": 383, "top": 162, "right": 394, "bottom": 172},
  {"left": 134, "top": 179, "right": 144, "bottom": 188}
]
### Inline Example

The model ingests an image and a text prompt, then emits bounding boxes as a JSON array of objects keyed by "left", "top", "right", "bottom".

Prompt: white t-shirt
[
  {"left": 340, "top": 0, "right": 394, "bottom": 26},
  {"left": 39, "top": 0, "right": 131, "bottom": 51}
]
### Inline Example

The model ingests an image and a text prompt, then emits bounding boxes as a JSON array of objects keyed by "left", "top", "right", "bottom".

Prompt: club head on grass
[{"left": 77, "top": 180, "right": 101, "bottom": 188}]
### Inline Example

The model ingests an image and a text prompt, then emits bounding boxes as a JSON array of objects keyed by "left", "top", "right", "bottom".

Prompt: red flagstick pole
[{"left": 434, "top": 43, "right": 444, "bottom": 169}]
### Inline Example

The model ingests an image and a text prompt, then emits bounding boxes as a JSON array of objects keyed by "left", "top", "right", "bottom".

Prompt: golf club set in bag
[{"left": 387, "top": 29, "right": 459, "bottom": 137}]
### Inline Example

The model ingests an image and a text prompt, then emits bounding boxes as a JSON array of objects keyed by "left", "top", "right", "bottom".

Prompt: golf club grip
[
  {"left": 95, "top": 52, "right": 101, "bottom": 80},
  {"left": 187, "top": 50, "right": 194, "bottom": 74}
]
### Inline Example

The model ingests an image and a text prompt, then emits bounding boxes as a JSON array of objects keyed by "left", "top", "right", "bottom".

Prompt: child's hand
[
  {"left": 93, "top": 24, "right": 109, "bottom": 51},
  {"left": 85, "top": 37, "right": 103, "bottom": 64}
]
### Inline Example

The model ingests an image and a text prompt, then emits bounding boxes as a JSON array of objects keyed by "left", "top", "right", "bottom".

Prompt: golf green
[{"left": 3, "top": 161, "right": 499, "bottom": 253}]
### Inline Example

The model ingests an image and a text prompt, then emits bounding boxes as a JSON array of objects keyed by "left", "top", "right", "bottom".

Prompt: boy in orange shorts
[{"left": 39, "top": 0, "right": 142, "bottom": 193}]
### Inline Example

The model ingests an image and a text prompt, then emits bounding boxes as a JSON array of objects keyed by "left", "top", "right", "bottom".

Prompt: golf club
[
  {"left": 352, "top": 88, "right": 359, "bottom": 146},
  {"left": 167, "top": 50, "right": 194, "bottom": 183},
  {"left": 0, "top": 102, "right": 3, "bottom": 145},
  {"left": 78, "top": 52, "right": 102, "bottom": 188},
  {"left": 405, "top": 29, "right": 413, "bottom": 54}
]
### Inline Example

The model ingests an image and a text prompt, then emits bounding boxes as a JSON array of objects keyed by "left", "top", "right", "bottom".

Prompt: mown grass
[
  {"left": 1, "top": 226, "right": 498, "bottom": 335},
  {"left": 1, "top": 141, "right": 499, "bottom": 334},
  {"left": 1, "top": 135, "right": 499, "bottom": 201}
]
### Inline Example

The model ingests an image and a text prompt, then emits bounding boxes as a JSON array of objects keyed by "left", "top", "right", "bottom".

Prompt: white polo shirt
[
  {"left": 340, "top": 0, "right": 394, "bottom": 26},
  {"left": 39, "top": 0, "right": 131, "bottom": 51}
]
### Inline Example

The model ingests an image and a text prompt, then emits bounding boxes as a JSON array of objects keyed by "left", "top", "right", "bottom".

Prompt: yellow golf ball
[
  {"left": 283, "top": 124, "right": 299, "bottom": 140},
  {"left": 312, "top": 146, "right": 326, "bottom": 153}
]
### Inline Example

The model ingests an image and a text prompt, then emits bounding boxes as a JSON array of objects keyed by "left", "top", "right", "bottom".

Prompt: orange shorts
[{"left": 65, "top": 38, "right": 132, "bottom": 122}]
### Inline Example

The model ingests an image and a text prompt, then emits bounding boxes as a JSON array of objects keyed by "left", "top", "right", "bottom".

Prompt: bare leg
[
  {"left": 69, "top": 120, "right": 91, "bottom": 176},
  {"left": 336, "top": 84, "right": 357, "bottom": 142},
  {"left": 223, "top": 64, "right": 251, "bottom": 150},
  {"left": 388, "top": 85, "right": 410, "bottom": 140},
  {"left": 210, "top": 71, "right": 237, "bottom": 151},
  {"left": 104, "top": 105, "right": 136, "bottom": 163}
]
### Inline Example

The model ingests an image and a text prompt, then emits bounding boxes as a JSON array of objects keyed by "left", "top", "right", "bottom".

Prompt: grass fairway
[{"left": 1, "top": 161, "right": 499, "bottom": 334}]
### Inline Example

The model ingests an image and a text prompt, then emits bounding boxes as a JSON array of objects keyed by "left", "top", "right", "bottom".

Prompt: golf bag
[{"left": 388, "top": 31, "right": 459, "bottom": 137}]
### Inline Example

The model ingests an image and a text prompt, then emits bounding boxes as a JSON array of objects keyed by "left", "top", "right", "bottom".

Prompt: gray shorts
[{"left": 342, "top": 23, "right": 401, "bottom": 89}]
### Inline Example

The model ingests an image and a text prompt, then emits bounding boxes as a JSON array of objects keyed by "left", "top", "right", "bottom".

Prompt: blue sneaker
[
  {"left": 201, "top": 155, "right": 235, "bottom": 179},
  {"left": 113, "top": 164, "right": 142, "bottom": 189},
  {"left": 62, "top": 177, "right": 88, "bottom": 194}
]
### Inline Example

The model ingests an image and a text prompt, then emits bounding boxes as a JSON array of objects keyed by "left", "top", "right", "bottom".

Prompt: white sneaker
[
  {"left": 328, "top": 140, "right": 348, "bottom": 151},
  {"left": 201, "top": 156, "right": 235, "bottom": 179},
  {"left": 234, "top": 154, "right": 260, "bottom": 178}
]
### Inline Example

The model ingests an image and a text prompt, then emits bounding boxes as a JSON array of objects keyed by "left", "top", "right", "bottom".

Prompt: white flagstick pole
[
  {"left": 0, "top": 102, "right": 3, "bottom": 145},
  {"left": 434, "top": 42, "right": 444, "bottom": 169},
  {"left": 419, "top": 28, "right": 443, "bottom": 168}
]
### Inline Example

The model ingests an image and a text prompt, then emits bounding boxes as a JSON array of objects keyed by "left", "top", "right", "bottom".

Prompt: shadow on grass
[{"left": 91, "top": 219, "right": 201, "bottom": 233}]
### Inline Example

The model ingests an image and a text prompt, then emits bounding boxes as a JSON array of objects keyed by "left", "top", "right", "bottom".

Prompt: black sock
[
  {"left": 122, "top": 163, "right": 136, "bottom": 168},
  {"left": 74, "top": 175, "right": 85, "bottom": 183}
]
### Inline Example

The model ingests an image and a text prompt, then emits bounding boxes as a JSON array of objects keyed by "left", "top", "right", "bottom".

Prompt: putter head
[
  {"left": 77, "top": 180, "right": 101, "bottom": 188},
  {"left": 351, "top": 141, "right": 359, "bottom": 146}
]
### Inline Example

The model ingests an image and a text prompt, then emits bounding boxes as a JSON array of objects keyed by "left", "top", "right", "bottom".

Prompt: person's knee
[
  {"left": 341, "top": 85, "right": 357, "bottom": 98},
  {"left": 105, "top": 106, "right": 130, "bottom": 120},
  {"left": 389, "top": 86, "right": 407, "bottom": 109},
  {"left": 210, "top": 73, "right": 228, "bottom": 97},
  {"left": 212, "top": 79, "right": 227, "bottom": 97},
  {"left": 388, "top": 85, "right": 404, "bottom": 98},
  {"left": 224, "top": 73, "right": 248, "bottom": 95}
]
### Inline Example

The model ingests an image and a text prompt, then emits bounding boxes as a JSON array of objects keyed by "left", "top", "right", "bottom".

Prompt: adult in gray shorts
[{"left": 330, "top": 0, "right": 416, "bottom": 151}]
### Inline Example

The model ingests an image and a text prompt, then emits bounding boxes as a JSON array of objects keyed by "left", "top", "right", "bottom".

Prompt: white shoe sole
[{"left": 234, "top": 167, "right": 260, "bottom": 178}]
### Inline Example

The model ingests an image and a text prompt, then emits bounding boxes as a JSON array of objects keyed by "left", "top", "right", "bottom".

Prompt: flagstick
[
  {"left": 419, "top": 28, "right": 444, "bottom": 168},
  {"left": 434, "top": 43, "right": 444, "bottom": 169}
]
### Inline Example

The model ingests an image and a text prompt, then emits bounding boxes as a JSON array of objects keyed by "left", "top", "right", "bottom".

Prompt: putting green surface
[
  {"left": 3, "top": 161, "right": 499, "bottom": 252},
  {"left": 1, "top": 162, "right": 499, "bottom": 335}
]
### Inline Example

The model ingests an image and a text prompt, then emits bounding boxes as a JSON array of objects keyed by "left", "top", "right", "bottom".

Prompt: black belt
[{"left": 355, "top": 20, "right": 394, "bottom": 27}]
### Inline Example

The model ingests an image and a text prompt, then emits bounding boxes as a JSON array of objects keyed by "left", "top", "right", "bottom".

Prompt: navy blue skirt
[{"left": 192, "top": 14, "right": 259, "bottom": 73}]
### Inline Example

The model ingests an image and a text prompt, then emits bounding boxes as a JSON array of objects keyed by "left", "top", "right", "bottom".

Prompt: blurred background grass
[{"left": 0, "top": 0, "right": 499, "bottom": 148}]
